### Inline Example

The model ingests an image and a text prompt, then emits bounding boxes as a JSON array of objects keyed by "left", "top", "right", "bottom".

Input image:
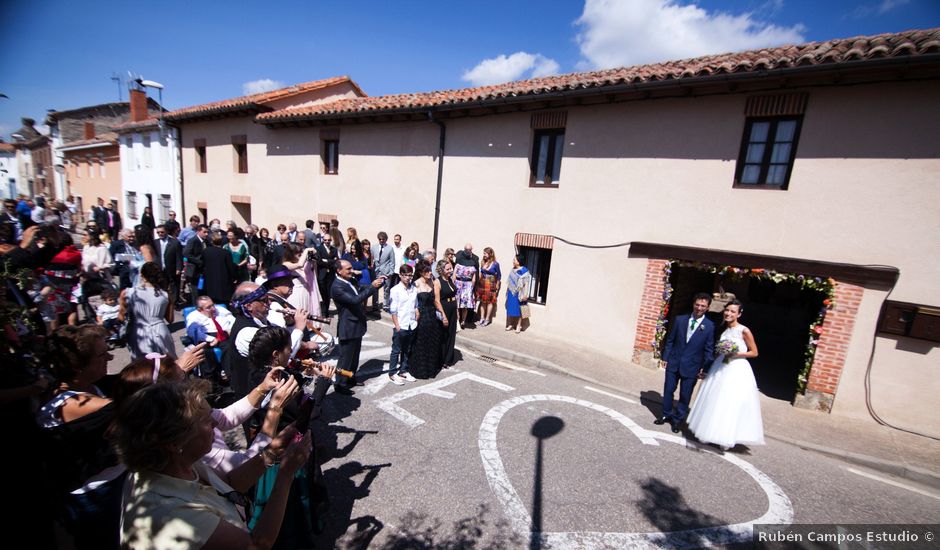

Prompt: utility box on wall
[
  {"left": 878, "top": 301, "right": 940, "bottom": 343},
  {"left": 910, "top": 306, "right": 940, "bottom": 342}
]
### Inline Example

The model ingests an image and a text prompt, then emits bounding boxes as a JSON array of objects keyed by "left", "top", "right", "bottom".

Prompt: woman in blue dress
[
  {"left": 505, "top": 254, "right": 532, "bottom": 333},
  {"left": 342, "top": 239, "right": 372, "bottom": 286}
]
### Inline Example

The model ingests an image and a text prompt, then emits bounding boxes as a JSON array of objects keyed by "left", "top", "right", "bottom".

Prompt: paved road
[{"left": 306, "top": 320, "right": 940, "bottom": 549}]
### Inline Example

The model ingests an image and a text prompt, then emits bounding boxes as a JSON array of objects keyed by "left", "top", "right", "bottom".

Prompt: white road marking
[
  {"left": 357, "top": 346, "right": 393, "bottom": 362},
  {"left": 478, "top": 394, "right": 793, "bottom": 548},
  {"left": 359, "top": 364, "right": 392, "bottom": 396},
  {"left": 846, "top": 467, "right": 940, "bottom": 501},
  {"left": 583, "top": 385, "right": 639, "bottom": 405},
  {"left": 361, "top": 340, "right": 386, "bottom": 347},
  {"left": 375, "top": 371, "right": 515, "bottom": 428}
]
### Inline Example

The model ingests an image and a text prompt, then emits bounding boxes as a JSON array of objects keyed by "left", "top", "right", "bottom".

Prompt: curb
[{"left": 456, "top": 333, "right": 940, "bottom": 491}]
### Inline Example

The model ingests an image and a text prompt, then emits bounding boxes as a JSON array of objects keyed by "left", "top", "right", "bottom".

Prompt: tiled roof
[
  {"left": 258, "top": 27, "right": 940, "bottom": 123},
  {"left": 165, "top": 76, "right": 365, "bottom": 122},
  {"left": 112, "top": 118, "right": 160, "bottom": 133},
  {"left": 0, "top": 143, "right": 15, "bottom": 153},
  {"left": 59, "top": 132, "right": 118, "bottom": 150}
]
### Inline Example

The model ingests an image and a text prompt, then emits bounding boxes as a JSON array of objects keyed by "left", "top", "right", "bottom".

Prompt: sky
[{"left": 1, "top": 0, "right": 938, "bottom": 140}]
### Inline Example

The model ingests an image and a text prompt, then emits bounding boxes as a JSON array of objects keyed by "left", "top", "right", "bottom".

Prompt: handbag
[{"left": 520, "top": 303, "right": 531, "bottom": 319}]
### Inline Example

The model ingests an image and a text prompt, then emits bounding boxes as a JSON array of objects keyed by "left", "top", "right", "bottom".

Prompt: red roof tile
[
  {"left": 0, "top": 143, "right": 15, "bottom": 153},
  {"left": 258, "top": 27, "right": 940, "bottom": 123},
  {"left": 112, "top": 118, "right": 161, "bottom": 133},
  {"left": 59, "top": 132, "right": 119, "bottom": 150},
  {"left": 165, "top": 76, "right": 365, "bottom": 122}
]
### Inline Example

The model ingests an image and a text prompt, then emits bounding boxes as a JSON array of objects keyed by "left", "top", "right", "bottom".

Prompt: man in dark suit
[
  {"left": 303, "top": 219, "right": 320, "bottom": 247},
  {"left": 91, "top": 197, "right": 107, "bottom": 229},
  {"left": 102, "top": 201, "right": 122, "bottom": 240},
  {"left": 657, "top": 292, "right": 715, "bottom": 433},
  {"left": 315, "top": 233, "right": 338, "bottom": 316},
  {"left": 183, "top": 224, "right": 209, "bottom": 305},
  {"left": 331, "top": 259, "right": 386, "bottom": 395},
  {"left": 201, "top": 231, "right": 237, "bottom": 306},
  {"left": 155, "top": 224, "right": 183, "bottom": 307}
]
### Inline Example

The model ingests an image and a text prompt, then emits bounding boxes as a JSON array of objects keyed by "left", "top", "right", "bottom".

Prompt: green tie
[{"left": 690, "top": 318, "right": 698, "bottom": 331}]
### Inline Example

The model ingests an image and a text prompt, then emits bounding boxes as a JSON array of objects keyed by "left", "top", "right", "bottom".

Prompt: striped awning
[{"left": 515, "top": 233, "right": 554, "bottom": 249}]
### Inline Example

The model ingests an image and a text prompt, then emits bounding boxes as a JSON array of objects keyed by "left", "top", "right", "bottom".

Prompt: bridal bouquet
[{"left": 715, "top": 340, "right": 739, "bottom": 362}]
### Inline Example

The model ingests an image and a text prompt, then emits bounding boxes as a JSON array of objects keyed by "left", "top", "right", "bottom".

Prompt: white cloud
[
  {"left": 462, "top": 52, "right": 561, "bottom": 86},
  {"left": 242, "top": 78, "right": 285, "bottom": 95},
  {"left": 574, "top": 0, "right": 806, "bottom": 70}
]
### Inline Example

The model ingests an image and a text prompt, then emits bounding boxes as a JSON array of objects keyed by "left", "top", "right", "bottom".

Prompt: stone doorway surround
[{"left": 628, "top": 243, "right": 897, "bottom": 413}]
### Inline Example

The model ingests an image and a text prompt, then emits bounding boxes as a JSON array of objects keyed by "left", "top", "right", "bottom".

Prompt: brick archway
[{"left": 631, "top": 257, "right": 865, "bottom": 413}]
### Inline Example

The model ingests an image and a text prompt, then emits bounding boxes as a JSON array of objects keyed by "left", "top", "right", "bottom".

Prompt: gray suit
[{"left": 375, "top": 242, "right": 397, "bottom": 308}]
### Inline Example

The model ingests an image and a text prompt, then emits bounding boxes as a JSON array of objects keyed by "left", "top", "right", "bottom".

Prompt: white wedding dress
[{"left": 687, "top": 324, "right": 764, "bottom": 448}]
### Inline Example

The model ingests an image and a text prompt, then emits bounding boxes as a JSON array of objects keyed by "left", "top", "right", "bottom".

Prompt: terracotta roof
[
  {"left": 112, "top": 118, "right": 160, "bottom": 133},
  {"left": 165, "top": 76, "right": 365, "bottom": 122},
  {"left": 0, "top": 143, "right": 15, "bottom": 153},
  {"left": 59, "top": 132, "right": 118, "bottom": 150},
  {"left": 258, "top": 27, "right": 940, "bottom": 123}
]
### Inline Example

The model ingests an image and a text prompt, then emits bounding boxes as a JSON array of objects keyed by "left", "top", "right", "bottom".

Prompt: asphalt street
[{"left": 307, "top": 319, "right": 940, "bottom": 549}]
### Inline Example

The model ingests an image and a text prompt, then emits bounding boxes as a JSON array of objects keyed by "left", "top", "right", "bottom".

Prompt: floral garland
[{"left": 652, "top": 260, "right": 835, "bottom": 394}]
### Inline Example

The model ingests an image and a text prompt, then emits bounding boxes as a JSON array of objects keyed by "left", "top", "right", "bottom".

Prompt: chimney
[
  {"left": 84, "top": 122, "right": 96, "bottom": 140},
  {"left": 129, "top": 89, "right": 148, "bottom": 122}
]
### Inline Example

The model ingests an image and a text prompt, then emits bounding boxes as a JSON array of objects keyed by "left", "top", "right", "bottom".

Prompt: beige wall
[
  {"left": 65, "top": 144, "right": 122, "bottom": 220},
  {"left": 178, "top": 79, "right": 940, "bottom": 431}
]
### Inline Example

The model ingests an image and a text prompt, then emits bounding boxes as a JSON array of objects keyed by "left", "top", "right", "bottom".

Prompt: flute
[
  {"left": 280, "top": 307, "right": 332, "bottom": 324},
  {"left": 299, "top": 358, "right": 353, "bottom": 378}
]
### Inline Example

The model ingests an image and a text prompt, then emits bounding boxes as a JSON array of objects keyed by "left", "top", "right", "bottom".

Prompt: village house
[
  {"left": 113, "top": 87, "right": 181, "bottom": 228},
  {"left": 46, "top": 98, "right": 161, "bottom": 219},
  {"left": 169, "top": 28, "right": 940, "bottom": 432}
]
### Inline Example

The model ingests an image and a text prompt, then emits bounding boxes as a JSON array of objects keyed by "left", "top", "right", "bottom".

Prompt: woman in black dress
[
  {"left": 408, "top": 261, "right": 444, "bottom": 379},
  {"left": 437, "top": 259, "right": 458, "bottom": 367},
  {"left": 140, "top": 206, "right": 155, "bottom": 232}
]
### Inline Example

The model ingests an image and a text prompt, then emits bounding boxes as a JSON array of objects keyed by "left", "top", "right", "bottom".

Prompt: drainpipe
[{"left": 429, "top": 111, "right": 445, "bottom": 250}]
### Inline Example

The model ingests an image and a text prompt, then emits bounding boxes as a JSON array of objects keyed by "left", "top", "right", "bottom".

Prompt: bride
[{"left": 687, "top": 299, "right": 764, "bottom": 450}]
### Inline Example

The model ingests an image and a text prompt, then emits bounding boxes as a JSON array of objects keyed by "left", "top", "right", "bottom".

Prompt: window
[
  {"left": 126, "top": 191, "right": 138, "bottom": 219},
  {"left": 518, "top": 245, "right": 552, "bottom": 305},
  {"left": 195, "top": 139, "right": 207, "bottom": 173},
  {"left": 159, "top": 134, "right": 168, "bottom": 171},
  {"left": 158, "top": 194, "right": 172, "bottom": 222},
  {"left": 232, "top": 135, "right": 248, "bottom": 174},
  {"left": 99, "top": 154, "right": 105, "bottom": 178},
  {"left": 142, "top": 134, "right": 152, "bottom": 168},
  {"left": 530, "top": 129, "right": 564, "bottom": 187},
  {"left": 734, "top": 117, "right": 802, "bottom": 189},
  {"left": 124, "top": 137, "right": 134, "bottom": 172},
  {"left": 86, "top": 154, "right": 94, "bottom": 178},
  {"left": 323, "top": 140, "right": 339, "bottom": 175}
]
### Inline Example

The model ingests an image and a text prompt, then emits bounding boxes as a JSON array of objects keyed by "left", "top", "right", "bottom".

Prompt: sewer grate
[{"left": 478, "top": 355, "right": 498, "bottom": 363}]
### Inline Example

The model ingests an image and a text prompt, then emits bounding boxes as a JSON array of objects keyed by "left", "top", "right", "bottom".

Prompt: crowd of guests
[{"left": 0, "top": 199, "right": 541, "bottom": 548}]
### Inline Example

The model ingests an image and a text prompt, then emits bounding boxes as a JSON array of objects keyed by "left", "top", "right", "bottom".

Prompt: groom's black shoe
[
  {"left": 653, "top": 417, "right": 669, "bottom": 425},
  {"left": 670, "top": 420, "right": 681, "bottom": 434}
]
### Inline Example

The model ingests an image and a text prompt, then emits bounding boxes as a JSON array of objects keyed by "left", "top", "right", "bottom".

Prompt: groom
[{"left": 656, "top": 292, "right": 715, "bottom": 433}]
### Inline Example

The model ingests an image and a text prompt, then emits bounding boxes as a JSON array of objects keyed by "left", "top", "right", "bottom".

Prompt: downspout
[
  {"left": 174, "top": 124, "right": 185, "bottom": 221},
  {"left": 429, "top": 111, "right": 445, "bottom": 250}
]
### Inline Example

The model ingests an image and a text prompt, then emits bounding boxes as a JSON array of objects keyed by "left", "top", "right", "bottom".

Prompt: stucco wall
[
  {"left": 176, "top": 79, "right": 940, "bottom": 430},
  {"left": 66, "top": 144, "right": 122, "bottom": 218}
]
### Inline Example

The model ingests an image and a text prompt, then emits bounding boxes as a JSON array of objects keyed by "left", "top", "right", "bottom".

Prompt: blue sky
[{"left": 1, "top": 0, "right": 938, "bottom": 140}]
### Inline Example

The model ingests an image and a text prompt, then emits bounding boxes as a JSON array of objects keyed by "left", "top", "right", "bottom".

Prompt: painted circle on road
[{"left": 478, "top": 394, "right": 793, "bottom": 548}]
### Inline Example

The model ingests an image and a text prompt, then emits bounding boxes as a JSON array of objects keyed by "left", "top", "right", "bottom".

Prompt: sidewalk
[{"left": 449, "top": 319, "right": 940, "bottom": 490}]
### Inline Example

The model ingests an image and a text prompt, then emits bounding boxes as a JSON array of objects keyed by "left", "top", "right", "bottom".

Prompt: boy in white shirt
[{"left": 388, "top": 264, "right": 419, "bottom": 385}]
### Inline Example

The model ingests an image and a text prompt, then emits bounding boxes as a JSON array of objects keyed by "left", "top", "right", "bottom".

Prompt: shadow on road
[
  {"left": 529, "top": 416, "right": 564, "bottom": 550},
  {"left": 639, "top": 390, "right": 664, "bottom": 421},
  {"left": 372, "top": 504, "right": 524, "bottom": 550},
  {"left": 637, "top": 477, "right": 743, "bottom": 547}
]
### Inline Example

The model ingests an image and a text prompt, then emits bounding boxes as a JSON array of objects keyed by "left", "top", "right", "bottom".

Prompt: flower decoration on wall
[{"left": 652, "top": 260, "right": 835, "bottom": 393}]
